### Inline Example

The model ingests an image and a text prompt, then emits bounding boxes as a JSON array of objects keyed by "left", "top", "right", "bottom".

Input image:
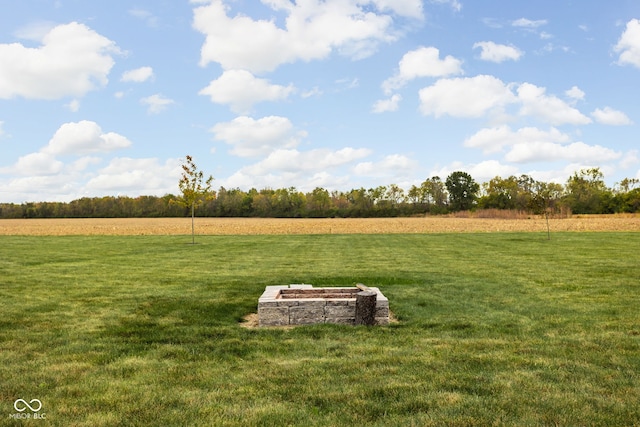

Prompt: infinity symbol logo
[{"left": 14, "top": 399, "right": 42, "bottom": 412}]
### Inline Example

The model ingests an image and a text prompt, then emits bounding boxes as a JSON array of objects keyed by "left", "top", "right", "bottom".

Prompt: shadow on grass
[{"left": 99, "top": 296, "right": 260, "bottom": 361}]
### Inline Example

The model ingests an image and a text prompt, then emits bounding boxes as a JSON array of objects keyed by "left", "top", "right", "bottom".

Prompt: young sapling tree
[
  {"left": 530, "top": 181, "right": 562, "bottom": 240},
  {"left": 174, "top": 155, "right": 214, "bottom": 244}
]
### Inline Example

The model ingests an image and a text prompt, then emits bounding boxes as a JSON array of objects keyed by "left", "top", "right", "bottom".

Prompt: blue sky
[{"left": 1, "top": 0, "right": 639, "bottom": 203}]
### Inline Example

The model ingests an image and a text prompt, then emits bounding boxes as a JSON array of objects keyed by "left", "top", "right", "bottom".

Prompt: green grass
[{"left": 0, "top": 232, "right": 639, "bottom": 426}]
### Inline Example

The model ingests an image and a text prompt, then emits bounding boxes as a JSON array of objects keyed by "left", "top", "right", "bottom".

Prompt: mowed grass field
[{"left": 0, "top": 219, "right": 639, "bottom": 426}]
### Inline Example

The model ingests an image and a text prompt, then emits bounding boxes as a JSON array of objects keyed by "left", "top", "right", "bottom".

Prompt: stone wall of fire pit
[{"left": 258, "top": 284, "right": 389, "bottom": 326}]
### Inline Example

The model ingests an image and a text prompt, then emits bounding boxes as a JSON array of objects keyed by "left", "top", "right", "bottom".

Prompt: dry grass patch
[
  {"left": 239, "top": 311, "right": 399, "bottom": 329},
  {"left": 0, "top": 215, "right": 638, "bottom": 235}
]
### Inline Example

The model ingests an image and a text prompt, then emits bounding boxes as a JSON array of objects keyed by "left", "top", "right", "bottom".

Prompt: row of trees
[{"left": 1, "top": 168, "right": 639, "bottom": 219}]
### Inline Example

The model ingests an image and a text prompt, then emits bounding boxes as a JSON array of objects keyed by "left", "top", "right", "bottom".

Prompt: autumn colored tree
[
  {"left": 424, "top": 176, "right": 448, "bottom": 214},
  {"left": 479, "top": 176, "right": 519, "bottom": 210},
  {"left": 306, "top": 187, "right": 332, "bottom": 217},
  {"left": 6, "top": 169, "right": 640, "bottom": 219},
  {"left": 563, "top": 168, "right": 609, "bottom": 214},
  {"left": 174, "top": 155, "right": 214, "bottom": 244}
]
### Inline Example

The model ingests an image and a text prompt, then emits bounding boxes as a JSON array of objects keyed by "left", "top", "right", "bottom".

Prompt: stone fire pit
[{"left": 258, "top": 284, "right": 389, "bottom": 326}]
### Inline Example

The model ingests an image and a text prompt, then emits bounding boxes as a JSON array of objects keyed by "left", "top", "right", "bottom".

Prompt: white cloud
[
  {"left": 301, "top": 87, "right": 322, "bottom": 98},
  {"left": 246, "top": 147, "right": 371, "bottom": 175},
  {"left": 591, "top": 107, "right": 633, "bottom": 125},
  {"left": 70, "top": 156, "right": 102, "bottom": 173},
  {"left": 121, "top": 66, "right": 154, "bottom": 83},
  {"left": 140, "top": 94, "right": 175, "bottom": 114},
  {"left": 371, "top": 0, "right": 424, "bottom": 18},
  {"left": 0, "top": 22, "right": 120, "bottom": 99},
  {"left": 464, "top": 125, "right": 621, "bottom": 164},
  {"left": 372, "top": 94, "right": 402, "bottom": 113},
  {"left": 65, "top": 99, "right": 81, "bottom": 112},
  {"left": 517, "top": 83, "right": 591, "bottom": 125},
  {"left": 199, "top": 69, "right": 295, "bottom": 114},
  {"left": 505, "top": 141, "right": 621, "bottom": 164},
  {"left": 473, "top": 41, "right": 523, "bottom": 63},
  {"left": 336, "top": 77, "right": 360, "bottom": 90},
  {"left": 193, "top": 1, "right": 291, "bottom": 73},
  {"left": 382, "top": 46, "right": 463, "bottom": 94},
  {"left": 211, "top": 116, "right": 304, "bottom": 157},
  {"left": 13, "top": 152, "right": 64, "bottom": 176},
  {"left": 12, "top": 20, "right": 57, "bottom": 41},
  {"left": 468, "top": 160, "right": 519, "bottom": 181},
  {"left": 305, "top": 171, "right": 352, "bottom": 190},
  {"left": 430, "top": 0, "right": 462, "bottom": 12},
  {"left": 419, "top": 77, "right": 598, "bottom": 126},
  {"left": 129, "top": 8, "right": 159, "bottom": 27},
  {"left": 2, "top": 155, "right": 182, "bottom": 201},
  {"left": 614, "top": 19, "right": 640, "bottom": 68},
  {"left": 0, "top": 121, "right": 128, "bottom": 180},
  {"left": 419, "top": 75, "right": 516, "bottom": 118},
  {"left": 85, "top": 157, "right": 181, "bottom": 194},
  {"left": 223, "top": 146, "right": 372, "bottom": 190},
  {"left": 512, "top": 18, "right": 551, "bottom": 40},
  {"left": 512, "top": 18, "right": 548, "bottom": 28},
  {"left": 0, "top": 174, "right": 79, "bottom": 202},
  {"left": 224, "top": 169, "right": 348, "bottom": 193},
  {"left": 464, "top": 126, "right": 571, "bottom": 154},
  {"left": 620, "top": 150, "right": 639, "bottom": 169},
  {"left": 565, "top": 86, "right": 585, "bottom": 102},
  {"left": 43, "top": 120, "right": 132, "bottom": 155},
  {"left": 537, "top": 42, "right": 571, "bottom": 55},
  {"left": 481, "top": 18, "right": 503, "bottom": 29},
  {"left": 524, "top": 164, "right": 580, "bottom": 185},
  {"left": 192, "top": 0, "right": 409, "bottom": 74},
  {"left": 353, "top": 154, "right": 416, "bottom": 176}
]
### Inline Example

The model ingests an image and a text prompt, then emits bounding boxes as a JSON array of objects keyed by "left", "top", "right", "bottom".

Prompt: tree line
[{"left": 1, "top": 168, "right": 638, "bottom": 219}]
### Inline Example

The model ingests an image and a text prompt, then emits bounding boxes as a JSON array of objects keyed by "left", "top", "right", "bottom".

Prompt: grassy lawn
[{"left": 1, "top": 232, "right": 639, "bottom": 426}]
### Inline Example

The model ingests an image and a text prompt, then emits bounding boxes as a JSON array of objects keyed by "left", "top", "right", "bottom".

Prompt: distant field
[{"left": 1, "top": 214, "right": 638, "bottom": 235}]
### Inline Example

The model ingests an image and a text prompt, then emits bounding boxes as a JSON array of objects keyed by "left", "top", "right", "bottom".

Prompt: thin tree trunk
[
  {"left": 191, "top": 204, "right": 195, "bottom": 244},
  {"left": 545, "top": 212, "right": 550, "bottom": 240}
]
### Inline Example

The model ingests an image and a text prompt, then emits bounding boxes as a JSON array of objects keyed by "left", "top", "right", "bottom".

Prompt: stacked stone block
[{"left": 258, "top": 284, "right": 389, "bottom": 327}]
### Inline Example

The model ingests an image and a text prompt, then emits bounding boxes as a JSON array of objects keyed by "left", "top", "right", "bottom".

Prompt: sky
[{"left": 1, "top": 0, "right": 639, "bottom": 203}]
